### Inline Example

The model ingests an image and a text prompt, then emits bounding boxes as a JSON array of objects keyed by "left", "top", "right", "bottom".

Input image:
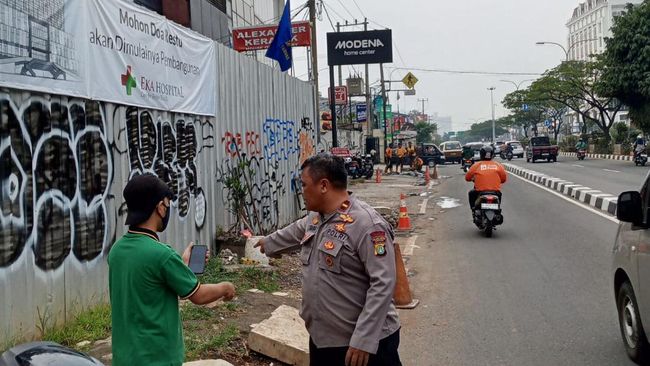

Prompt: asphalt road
[
  {"left": 398, "top": 165, "right": 633, "bottom": 365},
  {"left": 504, "top": 155, "right": 649, "bottom": 196}
]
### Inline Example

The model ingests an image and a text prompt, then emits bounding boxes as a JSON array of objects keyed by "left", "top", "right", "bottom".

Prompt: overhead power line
[{"left": 386, "top": 67, "right": 543, "bottom": 77}]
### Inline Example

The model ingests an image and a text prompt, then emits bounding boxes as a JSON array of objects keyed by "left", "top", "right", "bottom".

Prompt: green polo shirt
[{"left": 108, "top": 228, "right": 199, "bottom": 366}]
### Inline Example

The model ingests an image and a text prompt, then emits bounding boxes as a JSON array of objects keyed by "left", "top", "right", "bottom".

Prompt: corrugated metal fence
[{"left": 0, "top": 44, "right": 315, "bottom": 343}]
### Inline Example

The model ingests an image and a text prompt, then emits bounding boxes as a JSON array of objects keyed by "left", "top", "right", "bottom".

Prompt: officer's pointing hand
[
  {"left": 254, "top": 239, "right": 281, "bottom": 259},
  {"left": 345, "top": 347, "right": 369, "bottom": 366}
]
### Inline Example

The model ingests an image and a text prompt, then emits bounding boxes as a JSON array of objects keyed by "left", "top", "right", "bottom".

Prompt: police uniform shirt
[{"left": 263, "top": 195, "right": 400, "bottom": 354}]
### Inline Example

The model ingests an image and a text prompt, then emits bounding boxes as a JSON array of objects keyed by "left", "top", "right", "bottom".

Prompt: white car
[{"left": 505, "top": 141, "right": 524, "bottom": 158}]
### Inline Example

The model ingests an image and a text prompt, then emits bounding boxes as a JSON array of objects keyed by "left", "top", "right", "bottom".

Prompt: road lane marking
[
  {"left": 400, "top": 235, "right": 420, "bottom": 256},
  {"left": 572, "top": 164, "right": 584, "bottom": 168},
  {"left": 510, "top": 173, "right": 619, "bottom": 224},
  {"left": 419, "top": 199, "right": 428, "bottom": 214},
  {"left": 603, "top": 169, "right": 621, "bottom": 173}
]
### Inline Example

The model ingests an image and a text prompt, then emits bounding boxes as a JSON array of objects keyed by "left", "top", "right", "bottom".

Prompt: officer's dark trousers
[{"left": 309, "top": 329, "right": 402, "bottom": 366}]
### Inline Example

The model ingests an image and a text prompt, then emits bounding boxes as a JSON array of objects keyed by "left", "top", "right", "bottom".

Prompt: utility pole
[
  {"left": 417, "top": 98, "right": 428, "bottom": 117},
  {"left": 380, "top": 64, "right": 388, "bottom": 162},
  {"left": 308, "top": 0, "right": 319, "bottom": 142},
  {"left": 488, "top": 87, "right": 496, "bottom": 143},
  {"left": 364, "top": 18, "right": 371, "bottom": 147}
]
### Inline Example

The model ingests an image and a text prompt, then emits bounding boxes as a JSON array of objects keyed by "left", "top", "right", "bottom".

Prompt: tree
[
  {"left": 530, "top": 61, "right": 623, "bottom": 141},
  {"left": 502, "top": 89, "right": 547, "bottom": 138},
  {"left": 458, "top": 119, "right": 509, "bottom": 143},
  {"left": 415, "top": 122, "right": 437, "bottom": 143},
  {"left": 598, "top": 1, "right": 650, "bottom": 133}
]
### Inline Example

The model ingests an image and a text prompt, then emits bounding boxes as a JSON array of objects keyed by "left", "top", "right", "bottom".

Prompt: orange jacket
[
  {"left": 465, "top": 160, "right": 507, "bottom": 191},
  {"left": 385, "top": 147, "right": 393, "bottom": 158}
]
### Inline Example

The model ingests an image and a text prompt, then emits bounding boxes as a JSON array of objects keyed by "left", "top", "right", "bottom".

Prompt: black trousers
[
  {"left": 309, "top": 329, "right": 402, "bottom": 366},
  {"left": 468, "top": 190, "right": 502, "bottom": 209}
]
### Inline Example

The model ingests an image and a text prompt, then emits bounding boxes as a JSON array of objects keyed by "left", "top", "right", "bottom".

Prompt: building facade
[{"left": 566, "top": 0, "right": 642, "bottom": 61}]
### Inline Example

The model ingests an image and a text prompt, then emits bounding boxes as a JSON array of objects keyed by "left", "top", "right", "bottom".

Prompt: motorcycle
[
  {"left": 505, "top": 150, "right": 513, "bottom": 161},
  {"left": 462, "top": 158, "right": 473, "bottom": 172},
  {"left": 472, "top": 192, "right": 504, "bottom": 237},
  {"left": 577, "top": 149, "right": 586, "bottom": 160},
  {"left": 362, "top": 154, "right": 374, "bottom": 179},
  {"left": 634, "top": 149, "right": 648, "bottom": 166},
  {"left": 1, "top": 341, "right": 104, "bottom": 366}
]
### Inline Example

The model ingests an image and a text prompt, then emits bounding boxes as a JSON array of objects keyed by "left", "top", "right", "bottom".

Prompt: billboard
[
  {"left": 356, "top": 104, "right": 367, "bottom": 122},
  {"left": 232, "top": 21, "right": 311, "bottom": 52},
  {"left": 327, "top": 29, "right": 392, "bottom": 66}
]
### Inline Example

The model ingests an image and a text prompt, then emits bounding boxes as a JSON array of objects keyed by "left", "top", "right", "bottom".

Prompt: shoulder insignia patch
[
  {"left": 339, "top": 214, "right": 354, "bottom": 223},
  {"left": 335, "top": 223, "right": 346, "bottom": 233},
  {"left": 324, "top": 241, "right": 335, "bottom": 250},
  {"left": 339, "top": 200, "right": 351, "bottom": 211},
  {"left": 312, "top": 217, "right": 320, "bottom": 225},
  {"left": 370, "top": 231, "right": 387, "bottom": 257}
]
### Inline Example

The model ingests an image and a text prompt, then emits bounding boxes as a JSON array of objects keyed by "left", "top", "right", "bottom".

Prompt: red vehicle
[{"left": 526, "top": 136, "right": 558, "bottom": 163}]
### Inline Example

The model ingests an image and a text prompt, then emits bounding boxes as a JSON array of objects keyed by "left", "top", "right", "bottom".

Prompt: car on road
[
  {"left": 526, "top": 136, "right": 558, "bottom": 163},
  {"left": 464, "top": 142, "right": 485, "bottom": 163},
  {"left": 613, "top": 172, "right": 650, "bottom": 364},
  {"left": 440, "top": 141, "right": 463, "bottom": 164},
  {"left": 504, "top": 140, "right": 524, "bottom": 159},
  {"left": 416, "top": 143, "right": 446, "bottom": 166},
  {"left": 494, "top": 141, "right": 505, "bottom": 155}
]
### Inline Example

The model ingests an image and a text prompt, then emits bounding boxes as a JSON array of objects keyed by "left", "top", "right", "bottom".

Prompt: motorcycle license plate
[
  {"left": 481, "top": 203, "right": 499, "bottom": 210},
  {"left": 643, "top": 154, "right": 648, "bottom": 158},
  {"left": 541, "top": 153, "right": 549, "bottom": 156}
]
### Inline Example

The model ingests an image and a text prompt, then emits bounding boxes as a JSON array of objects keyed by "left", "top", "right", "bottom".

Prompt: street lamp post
[
  {"left": 536, "top": 39, "right": 600, "bottom": 61},
  {"left": 488, "top": 87, "right": 496, "bottom": 143},
  {"left": 499, "top": 79, "right": 535, "bottom": 91}
]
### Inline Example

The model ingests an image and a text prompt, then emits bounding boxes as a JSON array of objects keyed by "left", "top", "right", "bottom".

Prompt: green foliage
[
  {"left": 611, "top": 122, "right": 630, "bottom": 144},
  {"left": 184, "top": 323, "right": 240, "bottom": 361},
  {"left": 415, "top": 122, "right": 436, "bottom": 143},
  {"left": 598, "top": 1, "right": 650, "bottom": 133},
  {"left": 559, "top": 135, "right": 578, "bottom": 152},
  {"left": 458, "top": 118, "right": 509, "bottom": 143},
  {"left": 201, "top": 257, "right": 280, "bottom": 293},
  {"left": 40, "top": 304, "right": 112, "bottom": 349}
]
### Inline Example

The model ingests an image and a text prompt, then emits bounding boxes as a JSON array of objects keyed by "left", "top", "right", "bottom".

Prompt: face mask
[{"left": 160, "top": 204, "right": 171, "bottom": 232}]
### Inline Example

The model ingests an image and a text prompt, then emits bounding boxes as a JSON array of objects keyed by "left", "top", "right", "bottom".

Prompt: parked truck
[{"left": 526, "top": 136, "right": 558, "bottom": 163}]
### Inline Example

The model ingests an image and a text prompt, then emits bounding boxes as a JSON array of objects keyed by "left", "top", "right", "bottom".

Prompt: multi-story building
[{"left": 566, "top": 0, "right": 642, "bottom": 61}]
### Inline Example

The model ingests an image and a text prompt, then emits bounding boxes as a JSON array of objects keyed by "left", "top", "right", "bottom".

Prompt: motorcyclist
[
  {"left": 504, "top": 142, "right": 514, "bottom": 158},
  {"left": 575, "top": 138, "right": 587, "bottom": 152},
  {"left": 465, "top": 146, "right": 507, "bottom": 212},
  {"left": 634, "top": 134, "right": 646, "bottom": 159}
]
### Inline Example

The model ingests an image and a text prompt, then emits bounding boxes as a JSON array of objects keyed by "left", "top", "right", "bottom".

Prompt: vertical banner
[
  {"left": 0, "top": 0, "right": 87, "bottom": 97},
  {"left": 356, "top": 104, "right": 367, "bottom": 122},
  {"left": 86, "top": 0, "right": 216, "bottom": 115}
]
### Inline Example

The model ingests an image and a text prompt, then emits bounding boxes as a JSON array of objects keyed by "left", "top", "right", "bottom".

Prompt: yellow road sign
[{"left": 402, "top": 72, "right": 418, "bottom": 89}]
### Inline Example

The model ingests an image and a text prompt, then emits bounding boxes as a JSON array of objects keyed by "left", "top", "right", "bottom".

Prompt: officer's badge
[
  {"left": 325, "top": 256, "right": 334, "bottom": 267},
  {"left": 335, "top": 223, "right": 346, "bottom": 233},
  {"left": 339, "top": 214, "right": 354, "bottom": 223},
  {"left": 370, "top": 231, "right": 387, "bottom": 257},
  {"left": 324, "top": 241, "right": 335, "bottom": 250},
  {"left": 312, "top": 217, "right": 320, "bottom": 225},
  {"left": 339, "top": 200, "right": 350, "bottom": 211}
]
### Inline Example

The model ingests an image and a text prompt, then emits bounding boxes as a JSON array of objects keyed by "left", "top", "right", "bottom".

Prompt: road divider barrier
[
  {"left": 559, "top": 151, "right": 632, "bottom": 161},
  {"left": 503, "top": 163, "right": 618, "bottom": 216}
]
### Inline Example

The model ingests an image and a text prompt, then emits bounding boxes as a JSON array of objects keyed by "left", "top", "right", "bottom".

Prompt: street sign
[
  {"left": 327, "top": 30, "right": 393, "bottom": 66},
  {"left": 379, "top": 104, "right": 392, "bottom": 128},
  {"left": 402, "top": 72, "right": 418, "bottom": 89},
  {"left": 328, "top": 86, "right": 348, "bottom": 105},
  {"left": 404, "top": 89, "right": 416, "bottom": 96},
  {"left": 356, "top": 104, "right": 367, "bottom": 122},
  {"left": 522, "top": 104, "right": 529, "bottom": 111}
]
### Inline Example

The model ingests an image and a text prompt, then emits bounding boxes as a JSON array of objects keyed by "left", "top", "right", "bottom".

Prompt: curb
[
  {"left": 503, "top": 162, "right": 618, "bottom": 216},
  {"left": 559, "top": 151, "right": 632, "bottom": 161}
]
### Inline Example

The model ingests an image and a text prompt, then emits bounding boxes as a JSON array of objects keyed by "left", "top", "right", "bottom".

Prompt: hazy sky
[{"left": 290, "top": 0, "right": 580, "bottom": 131}]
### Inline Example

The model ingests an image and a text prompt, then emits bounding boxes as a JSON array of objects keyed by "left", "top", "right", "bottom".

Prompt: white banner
[
  {"left": 0, "top": 0, "right": 216, "bottom": 116},
  {"left": 86, "top": 0, "right": 216, "bottom": 115}
]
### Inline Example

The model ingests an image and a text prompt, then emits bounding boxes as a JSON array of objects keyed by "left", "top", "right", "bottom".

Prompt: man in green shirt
[{"left": 109, "top": 174, "right": 236, "bottom": 366}]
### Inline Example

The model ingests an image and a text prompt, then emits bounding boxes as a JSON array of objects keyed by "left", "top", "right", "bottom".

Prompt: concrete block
[
  {"left": 245, "top": 236, "right": 270, "bottom": 265},
  {"left": 183, "top": 360, "right": 234, "bottom": 366},
  {"left": 248, "top": 305, "right": 309, "bottom": 366},
  {"left": 373, "top": 206, "right": 392, "bottom": 215}
]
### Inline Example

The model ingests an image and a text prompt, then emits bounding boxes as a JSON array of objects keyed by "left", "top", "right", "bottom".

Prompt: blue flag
[{"left": 265, "top": 0, "right": 292, "bottom": 72}]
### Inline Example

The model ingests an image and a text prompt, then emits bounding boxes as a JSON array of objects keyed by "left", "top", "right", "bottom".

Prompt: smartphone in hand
[{"left": 188, "top": 245, "right": 208, "bottom": 275}]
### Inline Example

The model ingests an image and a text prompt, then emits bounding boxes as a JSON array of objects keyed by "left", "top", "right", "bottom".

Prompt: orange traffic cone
[
  {"left": 432, "top": 165, "right": 439, "bottom": 180},
  {"left": 424, "top": 166, "right": 431, "bottom": 185},
  {"left": 397, "top": 194, "right": 412, "bottom": 231},
  {"left": 393, "top": 242, "right": 419, "bottom": 309},
  {"left": 376, "top": 169, "right": 382, "bottom": 184}
]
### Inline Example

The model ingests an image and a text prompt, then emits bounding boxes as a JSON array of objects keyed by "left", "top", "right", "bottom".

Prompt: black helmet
[{"left": 480, "top": 146, "right": 494, "bottom": 160}]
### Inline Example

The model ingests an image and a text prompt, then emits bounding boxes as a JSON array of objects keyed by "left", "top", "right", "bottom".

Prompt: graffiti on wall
[
  {"left": 118, "top": 106, "right": 211, "bottom": 229},
  {"left": 0, "top": 95, "right": 112, "bottom": 271}
]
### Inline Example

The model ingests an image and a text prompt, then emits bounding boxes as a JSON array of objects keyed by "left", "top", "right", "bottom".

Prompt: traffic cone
[
  {"left": 424, "top": 166, "right": 430, "bottom": 185},
  {"left": 432, "top": 165, "right": 439, "bottom": 180},
  {"left": 376, "top": 169, "right": 382, "bottom": 184},
  {"left": 397, "top": 194, "right": 412, "bottom": 231},
  {"left": 393, "top": 242, "right": 419, "bottom": 309}
]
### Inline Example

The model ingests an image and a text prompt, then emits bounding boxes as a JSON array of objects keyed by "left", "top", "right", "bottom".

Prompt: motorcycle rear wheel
[{"left": 484, "top": 226, "right": 493, "bottom": 238}]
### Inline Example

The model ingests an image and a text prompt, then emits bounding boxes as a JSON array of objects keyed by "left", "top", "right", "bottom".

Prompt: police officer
[{"left": 255, "top": 154, "right": 402, "bottom": 366}]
